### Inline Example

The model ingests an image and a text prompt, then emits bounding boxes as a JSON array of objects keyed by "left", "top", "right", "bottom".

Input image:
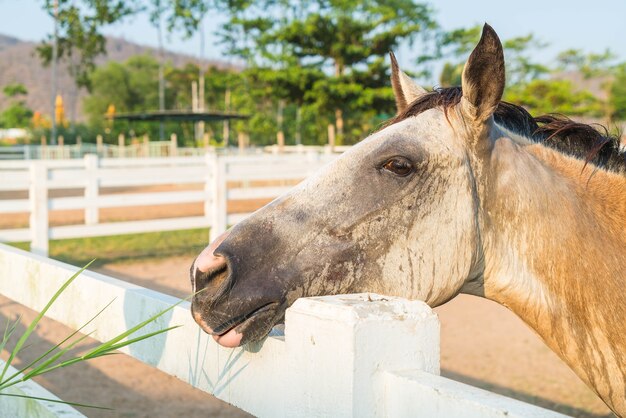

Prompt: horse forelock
[{"left": 385, "top": 86, "right": 626, "bottom": 175}]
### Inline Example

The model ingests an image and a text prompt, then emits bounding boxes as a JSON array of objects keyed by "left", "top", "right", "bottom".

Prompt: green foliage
[
  {"left": 83, "top": 55, "right": 194, "bottom": 141},
  {"left": 10, "top": 228, "right": 210, "bottom": 268},
  {"left": 610, "top": 63, "right": 626, "bottom": 121},
  {"left": 557, "top": 48, "right": 616, "bottom": 78},
  {"left": 0, "top": 105, "right": 33, "bottom": 130},
  {"left": 2, "top": 84, "right": 28, "bottom": 98},
  {"left": 38, "top": 1, "right": 139, "bottom": 88},
  {"left": 36, "top": 1, "right": 625, "bottom": 139},
  {"left": 0, "top": 84, "right": 33, "bottom": 129},
  {"left": 438, "top": 25, "right": 549, "bottom": 87},
  {"left": 219, "top": 0, "right": 437, "bottom": 144},
  {"left": 505, "top": 79, "right": 604, "bottom": 117}
]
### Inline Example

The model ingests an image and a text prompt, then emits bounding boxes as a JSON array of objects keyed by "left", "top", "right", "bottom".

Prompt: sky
[{"left": 0, "top": 0, "right": 624, "bottom": 83}]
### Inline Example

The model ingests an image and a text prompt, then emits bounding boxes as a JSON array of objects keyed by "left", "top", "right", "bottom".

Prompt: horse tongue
[{"left": 213, "top": 328, "right": 242, "bottom": 347}]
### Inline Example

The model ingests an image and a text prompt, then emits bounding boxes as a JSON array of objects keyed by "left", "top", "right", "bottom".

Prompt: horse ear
[
  {"left": 460, "top": 24, "right": 505, "bottom": 123},
  {"left": 390, "top": 52, "right": 427, "bottom": 114}
]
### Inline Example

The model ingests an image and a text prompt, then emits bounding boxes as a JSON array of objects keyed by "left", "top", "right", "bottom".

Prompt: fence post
[
  {"left": 143, "top": 134, "right": 150, "bottom": 157},
  {"left": 118, "top": 134, "right": 125, "bottom": 158},
  {"left": 280, "top": 294, "right": 440, "bottom": 418},
  {"left": 170, "top": 133, "right": 178, "bottom": 156},
  {"left": 84, "top": 154, "right": 99, "bottom": 225},
  {"left": 96, "top": 135, "right": 103, "bottom": 155},
  {"left": 327, "top": 123, "right": 336, "bottom": 153},
  {"left": 209, "top": 153, "right": 227, "bottom": 242},
  {"left": 29, "top": 162, "right": 49, "bottom": 256}
]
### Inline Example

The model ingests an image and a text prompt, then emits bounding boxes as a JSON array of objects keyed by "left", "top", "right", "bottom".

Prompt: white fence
[
  {"left": 0, "top": 143, "right": 352, "bottom": 160},
  {"left": 0, "top": 141, "right": 204, "bottom": 160},
  {"left": 0, "top": 153, "right": 338, "bottom": 256},
  {"left": 0, "top": 244, "right": 567, "bottom": 417}
]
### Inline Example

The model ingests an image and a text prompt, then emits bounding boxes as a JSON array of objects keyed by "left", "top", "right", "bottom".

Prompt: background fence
[
  {"left": 0, "top": 142, "right": 352, "bottom": 160},
  {"left": 0, "top": 152, "right": 338, "bottom": 256},
  {"left": 0, "top": 244, "right": 568, "bottom": 417}
]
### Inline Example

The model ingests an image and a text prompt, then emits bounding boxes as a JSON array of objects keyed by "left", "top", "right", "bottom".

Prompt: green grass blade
[
  {"left": 83, "top": 297, "right": 187, "bottom": 359},
  {"left": 1, "top": 299, "right": 115, "bottom": 387},
  {"left": 18, "top": 332, "right": 95, "bottom": 382},
  {"left": 0, "top": 318, "right": 20, "bottom": 355},
  {"left": 101, "top": 325, "right": 182, "bottom": 354},
  {"left": 0, "top": 260, "right": 94, "bottom": 382},
  {"left": 0, "top": 392, "right": 112, "bottom": 410},
  {"left": 0, "top": 334, "right": 94, "bottom": 392},
  {"left": 38, "top": 324, "right": 181, "bottom": 377}
]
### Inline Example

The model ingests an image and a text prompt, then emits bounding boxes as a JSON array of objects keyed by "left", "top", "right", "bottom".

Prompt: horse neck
[{"left": 482, "top": 140, "right": 626, "bottom": 414}]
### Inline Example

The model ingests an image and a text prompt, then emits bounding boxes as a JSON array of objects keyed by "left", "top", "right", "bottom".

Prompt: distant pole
[
  {"left": 198, "top": 21, "right": 206, "bottom": 141},
  {"left": 50, "top": 0, "right": 59, "bottom": 145},
  {"left": 296, "top": 106, "right": 302, "bottom": 145},
  {"left": 192, "top": 79, "right": 199, "bottom": 140},
  {"left": 277, "top": 100, "right": 285, "bottom": 152},
  {"left": 157, "top": 15, "right": 165, "bottom": 141},
  {"left": 223, "top": 89, "right": 231, "bottom": 147}
]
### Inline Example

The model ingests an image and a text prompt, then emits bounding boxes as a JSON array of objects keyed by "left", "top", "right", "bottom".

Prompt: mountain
[{"left": 0, "top": 34, "right": 232, "bottom": 121}]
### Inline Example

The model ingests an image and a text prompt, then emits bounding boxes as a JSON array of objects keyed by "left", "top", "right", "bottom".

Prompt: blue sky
[{"left": 0, "top": 0, "right": 624, "bottom": 82}]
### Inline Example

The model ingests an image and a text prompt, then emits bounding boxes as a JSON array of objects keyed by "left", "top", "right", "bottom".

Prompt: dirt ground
[{"left": 0, "top": 185, "right": 615, "bottom": 417}]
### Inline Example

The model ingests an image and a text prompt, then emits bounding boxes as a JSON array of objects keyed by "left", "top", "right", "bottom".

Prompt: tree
[
  {"left": 221, "top": 0, "right": 439, "bottom": 143},
  {"left": 37, "top": 1, "right": 138, "bottom": 89},
  {"left": 36, "top": 0, "right": 221, "bottom": 90},
  {"left": 557, "top": 48, "right": 618, "bottom": 122},
  {"left": 610, "top": 63, "right": 626, "bottom": 121},
  {"left": 438, "top": 25, "right": 549, "bottom": 87},
  {"left": 0, "top": 84, "right": 34, "bottom": 129},
  {"left": 505, "top": 79, "right": 603, "bottom": 117},
  {"left": 557, "top": 49, "right": 616, "bottom": 79},
  {"left": 83, "top": 55, "right": 162, "bottom": 139}
]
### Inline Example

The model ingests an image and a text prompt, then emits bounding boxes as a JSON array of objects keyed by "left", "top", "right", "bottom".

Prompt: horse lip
[{"left": 210, "top": 301, "right": 280, "bottom": 336}]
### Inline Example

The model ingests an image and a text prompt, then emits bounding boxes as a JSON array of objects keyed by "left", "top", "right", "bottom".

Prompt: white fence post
[
  {"left": 203, "top": 152, "right": 213, "bottom": 238},
  {"left": 29, "top": 162, "right": 49, "bottom": 256},
  {"left": 281, "top": 294, "right": 440, "bottom": 418},
  {"left": 84, "top": 154, "right": 99, "bottom": 225},
  {"left": 209, "top": 153, "right": 227, "bottom": 242},
  {"left": 170, "top": 133, "right": 178, "bottom": 156}
]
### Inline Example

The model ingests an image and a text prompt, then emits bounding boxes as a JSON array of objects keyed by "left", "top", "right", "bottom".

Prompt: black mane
[{"left": 389, "top": 86, "right": 626, "bottom": 174}]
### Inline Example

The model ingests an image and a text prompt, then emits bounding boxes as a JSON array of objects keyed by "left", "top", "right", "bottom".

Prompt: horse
[{"left": 189, "top": 24, "right": 626, "bottom": 415}]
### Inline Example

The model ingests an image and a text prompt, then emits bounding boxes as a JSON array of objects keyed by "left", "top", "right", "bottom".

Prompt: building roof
[{"left": 107, "top": 110, "right": 249, "bottom": 123}]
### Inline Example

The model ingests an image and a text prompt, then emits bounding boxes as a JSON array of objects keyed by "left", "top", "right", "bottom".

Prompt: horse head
[{"left": 190, "top": 24, "right": 505, "bottom": 347}]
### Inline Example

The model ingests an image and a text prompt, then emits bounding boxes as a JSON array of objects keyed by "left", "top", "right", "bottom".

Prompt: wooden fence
[
  {"left": 0, "top": 244, "right": 568, "bottom": 417},
  {"left": 0, "top": 153, "right": 337, "bottom": 256}
]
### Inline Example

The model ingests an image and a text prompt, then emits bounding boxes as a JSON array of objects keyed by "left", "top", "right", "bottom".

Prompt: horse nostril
[
  {"left": 195, "top": 230, "right": 231, "bottom": 273},
  {"left": 191, "top": 230, "right": 231, "bottom": 295},
  {"left": 196, "top": 251, "right": 227, "bottom": 274}
]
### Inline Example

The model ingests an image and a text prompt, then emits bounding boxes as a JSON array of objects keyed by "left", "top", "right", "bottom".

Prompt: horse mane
[{"left": 388, "top": 86, "right": 626, "bottom": 174}]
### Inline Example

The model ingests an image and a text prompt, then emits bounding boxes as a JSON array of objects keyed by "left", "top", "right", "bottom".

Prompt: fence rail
[
  {"left": 0, "top": 153, "right": 338, "bottom": 255},
  {"left": 0, "top": 244, "right": 567, "bottom": 417}
]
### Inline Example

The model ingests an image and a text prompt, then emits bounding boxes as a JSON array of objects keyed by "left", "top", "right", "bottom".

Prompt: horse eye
[{"left": 382, "top": 157, "right": 414, "bottom": 177}]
